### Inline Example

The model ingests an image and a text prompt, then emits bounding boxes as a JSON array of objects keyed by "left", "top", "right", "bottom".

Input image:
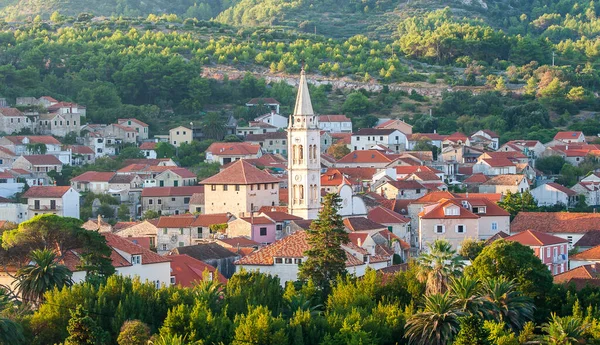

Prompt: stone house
[
  {"left": 156, "top": 215, "right": 197, "bottom": 254},
  {"left": 351, "top": 128, "right": 408, "bottom": 153},
  {"left": 153, "top": 168, "right": 197, "bottom": 187},
  {"left": 479, "top": 174, "right": 529, "bottom": 194},
  {"left": 12, "top": 155, "right": 62, "bottom": 184},
  {"left": 375, "top": 119, "right": 413, "bottom": 135},
  {"left": 205, "top": 142, "right": 263, "bottom": 164},
  {"left": 318, "top": 115, "right": 353, "bottom": 133},
  {"left": 245, "top": 132, "right": 288, "bottom": 155},
  {"left": 141, "top": 186, "right": 205, "bottom": 216},
  {"left": 118, "top": 118, "right": 149, "bottom": 140},
  {"left": 0, "top": 108, "right": 34, "bottom": 134},
  {"left": 530, "top": 182, "right": 578, "bottom": 208},
  {"left": 227, "top": 216, "right": 277, "bottom": 244},
  {"left": 70, "top": 171, "right": 116, "bottom": 193},
  {"left": 22, "top": 186, "right": 80, "bottom": 219}
]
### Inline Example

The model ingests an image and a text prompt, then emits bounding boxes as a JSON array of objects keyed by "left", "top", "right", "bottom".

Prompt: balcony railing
[{"left": 29, "top": 205, "right": 61, "bottom": 211}]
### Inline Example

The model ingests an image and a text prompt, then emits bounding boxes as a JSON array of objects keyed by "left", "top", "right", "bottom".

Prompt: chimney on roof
[{"left": 97, "top": 214, "right": 102, "bottom": 229}]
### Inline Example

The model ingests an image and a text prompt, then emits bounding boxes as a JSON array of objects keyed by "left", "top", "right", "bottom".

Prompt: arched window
[
  {"left": 293, "top": 184, "right": 298, "bottom": 204},
  {"left": 312, "top": 145, "right": 317, "bottom": 162},
  {"left": 299, "top": 145, "right": 304, "bottom": 164},
  {"left": 299, "top": 185, "right": 304, "bottom": 203}
]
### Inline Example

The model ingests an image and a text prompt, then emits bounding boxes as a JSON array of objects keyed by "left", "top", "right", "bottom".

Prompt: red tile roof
[
  {"left": 570, "top": 245, "right": 600, "bottom": 261},
  {"left": 141, "top": 185, "right": 204, "bottom": 197},
  {"left": 200, "top": 159, "right": 280, "bottom": 185},
  {"left": 404, "top": 171, "right": 441, "bottom": 182},
  {"left": 139, "top": 142, "right": 157, "bottom": 150},
  {"left": 554, "top": 131, "right": 584, "bottom": 140},
  {"left": 3, "top": 136, "right": 61, "bottom": 145},
  {"left": 464, "top": 173, "right": 489, "bottom": 183},
  {"left": 103, "top": 233, "right": 170, "bottom": 264},
  {"left": 482, "top": 157, "right": 515, "bottom": 167},
  {"left": 343, "top": 217, "right": 387, "bottom": 231},
  {"left": 337, "top": 150, "right": 398, "bottom": 164},
  {"left": 545, "top": 183, "right": 577, "bottom": 196},
  {"left": 169, "top": 254, "right": 227, "bottom": 286},
  {"left": 156, "top": 215, "right": 196, "bottom": 228},
  {"left": 384, "top": 180, "right": 427, "bottom": 190},
  {"left": 407, "top": 133, "right": 446, "bottom": 141},
  {"left": 207, "top": 142, "right": 261, "bottom": 156},
  {"left": 420, "top": 199, "right": 479, "bottom": 219},
  {"left": 23, "top": 186, "right": 71, "bottom": 198},
  {"left": 164, "top": 168, "right": 197, "bottom": 179},
  {"left": 318, "top": 114, "right": 351, "bottom": 123},
  {"left": 260, "top": 211, "right": 303, "bottom": 222},
  {"left": 240, "top": 216, "right": 275, "bottom": 225},
  {"left": 414, "top": 191, "right": 457, "bottom": 203},
  {"left": 455, "top": 193, "right": 503, "bottom": 202},
  {"left": 482, "top": 174, "right": 527, "bottom": 186},
  {"left": 71, "top": 171, "right": 115, "bottom": 182},
  {"left": 321, "top": 169, "right": 353, "bottom": 186},
  {"left": 66, "top": 145, "right": 94, "bottom": 155},
  {"left": 445, "top": 132, "right": 468, "bottom": 142},
  {"left": 554, "top": 264, "right": 600, "bottom": 287},
  {"left": 217, "top": 237, "right": 260, "bottom": 248},
  {"left": 0, "top": 108, "right": 24, "bottom": 117},
  {"left": 40, "top": 96, "right": 58, "bottom": 102},
  {"left": 118, "top": 118, "right": 149, "bottom": 127},
  {"left": 505, "top": 229, "right": 568, "bottom": 246},
  {"left": 395, "top": 166, "right": 442, "bottom": 175},
  {"left": 368, "top": 206, "right": 410, "bottom": 224},
  {"left": 511, "top": 212, "right": 600, "bottom": 234},
  {"left": 336, "top": 168, "right": 378, "bottom": 181},
  {"left": 191, "top": 213, "right": 231, "bottom": 227},
  {"left": 21, "top": 154, "right": 62, "bottom": 165},
  {"left": 0, "top": 146, "right": 15, "bottom": 156}
]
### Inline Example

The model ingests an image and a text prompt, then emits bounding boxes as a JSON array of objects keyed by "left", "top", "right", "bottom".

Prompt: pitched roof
[
  {"left": 103, "top": 233, "right": 170, "bottom": 264},
  {"left": 343, "top": 217, "right": 387, "bottom": 231},
  {"left": 118, "top": 118, "right": 149, "bottom": 127},
  {"left": 293, "top": 69, "right": 314, "bottom": 116},
  {"left": 414, "top": 191, "right": 457, "bottom": 203},
  {"left": 240, "top": 216, "right": 275, "bottom": 225},
  {"left": 571, "top": 245, "right": 600, "bottom": 261},
  {"left": 482, "top": 174, "right": 527, "bottom": 186},
  {"left": 71, "top": 171, "right": 115, "bottom": 182},
  {"left": 0, "top": 146, "right": 15, "bottom": 156},
  {"left": 574, "top": 230, "right": 600, "bottom": 248},
  {"left": 454, "top": 197, "right": 509, "bottom": 216},
  {"left": 505, "top": 230, "right": 568, "bottom": 246},
  {"left": 474, "top": 129, "right": 499, "bottom": 138},
  {"left": 141, "top": 186, "right": 204, "bottom": 197},
  {"left": 3, "top": 136, "right": 61, "bottom": 145},
  {"left": 485, "top": 231, "right": 510, "bottom": 245},
  {"left": 354, "top": 128, "right": 398, "bottom": 136},
  {"left": 481, "top": 157, "right": 515, "bottom": 167},
  {"left": 464, "top": 173, "right": 489, "bottom": 183},
  {"left": 404, "top": 171, "right": 441, "bottom": 182},
  {"left": 511, "top": 212, "right": 600, "bottom": 234},
  {"left": 200, "top": 159, "right": 280, "bottom": 185},
  {"left": 67, "top": 145, "right": 94, "bottom": 155},
  {"left": 139, "top": 142, "right": 157, "bottom": 150},
  {"left": 407, "top": 133, "right": 446, "bottom": 141},
  {"left": 544, "top": 183, "right": 577, "bottom": 196},
  {"left": 455, "top": 193, "right": 503, "bottom": 202},
  {"left": 156, "top": 215, "right": 197, "bottom": 228},
  {"left": 206, "top": 142, "right": 261, "bottom": 156},
  {"left": 217, "top": 237, "right": 261, "bottom": 248},
  {"left": 172, "top": 243, "right": 239, "bottom": 260},
  {"left": 554, "top": 264, "right": 600, "bottom": 287},
  {"left": 395, "top": 165, "right": 442, "bottom": 175},
  {"left": 22, "top": 186, "right": 71, "bottom": 198},
  {"left": 337, "top": 150, "right": 398, "bottom": 164},
  {"left": 554, "top": 131, "right": 584, "bottom": 140},
  {"left": 384, "top": 180, "right": 427, "bottom": 190},
  {"left": 420, "top": 199, "right": 479, "bottom": 219},
  {"left": 0, "top": 108, "right": 24, "bottom": 117},
  {"left": 21, "top": 155, "right": 62, "bottom": 165},
  {"left": 368, "top": 206, "right": 410, "bottom": 224},
  {"left": 318, "top": 115, "right": 351, "bottom": 122},
  {"left": 169, "top": 254, "right": 227, "bottom": 286},
  {"left": 260, "top": 211, "right": 303, "bottom": 222}
]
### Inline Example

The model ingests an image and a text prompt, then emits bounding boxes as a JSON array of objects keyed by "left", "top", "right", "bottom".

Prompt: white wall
[{"left": 62, "top": 189, "right": 81, "bottom": 219}]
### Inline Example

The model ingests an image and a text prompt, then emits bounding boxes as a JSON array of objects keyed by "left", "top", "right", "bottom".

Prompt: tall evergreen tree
[
  {"left": 64, "top": 305, "right": 108, "bottom": 345},
  {"left": 299, "top": 193, "right": 349, "bottom": 295}
]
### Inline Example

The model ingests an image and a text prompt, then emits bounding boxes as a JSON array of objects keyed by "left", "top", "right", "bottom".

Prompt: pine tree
[
  {"left": 454, "top": 316, "right": 490, "bottom": 345},
  {"left": 64, "top": 305, "right": 107, "bottom": 345},
  {"left": 299, "top": 193, "right": 349, "bottom": 295}
]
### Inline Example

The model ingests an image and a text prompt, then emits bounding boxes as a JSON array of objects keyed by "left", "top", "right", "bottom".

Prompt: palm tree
[
  {"left": 283, "top": 293, "right": 322, "bottom": 319},
  {"left": 193, "top": 277, "right": 224, "bottom": 312},
  {"left": 405, "top": 292, "right": 463, "bottom": 345},
  {"left": 481, "top": 277, "right": 534, "bottom": 332},
  {"left": 15, "top": 249, "right": 73, "bottom": 305},
  {"left": 448, "top": 276, "right": 491, "bottom": 318},
  {"left": 542, "top": 313, "right": 589, "bottom": 345},
  {"left": 201, "top": 112, "right": 226, "bottom": 140},
  {"left": 416, "top": 239, "right": 464, "bottom": 295},
  {"left": 0, "top": 289, "right": 24, "bottom": 344}
]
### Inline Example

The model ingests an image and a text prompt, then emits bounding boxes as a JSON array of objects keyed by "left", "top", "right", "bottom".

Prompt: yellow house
[{"left": 169, "top": 126, "right": 192, "bottom": 147}]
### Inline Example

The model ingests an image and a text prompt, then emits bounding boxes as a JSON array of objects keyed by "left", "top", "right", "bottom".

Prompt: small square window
[
  {"left": 235, "top": 185, "right": 240, "bottom": 191},
  {"left": 260, "top": 227, "right": 267, "bottom": 236},
  {"left": 435, "top": 225, "right": 444, "bottom": 234},
  {"left": 275, "top": 258, "right": 283, "bottom": 264},
  {"left": 211, "top": 185, "right": 216, "bottom": 191}
]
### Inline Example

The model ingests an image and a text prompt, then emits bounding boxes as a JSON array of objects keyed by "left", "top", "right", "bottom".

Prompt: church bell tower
[{"left": 288, "top": 69, "right": 321, "bottom": 220}]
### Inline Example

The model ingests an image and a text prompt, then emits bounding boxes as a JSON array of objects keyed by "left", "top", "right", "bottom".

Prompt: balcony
[
  {"left": 29, "top": 205, "right": 61, "bottom": 211},
  {"left": 553, "top": 254, "right": 567, "bottom": 264}
]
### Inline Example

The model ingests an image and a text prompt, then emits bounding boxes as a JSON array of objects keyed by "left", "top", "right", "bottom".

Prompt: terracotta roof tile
[
  {"left": 21, "top": 154, "right": 62, "bottom": 165},
  {"left": 420, "top": 199, "right": 479, "bottom": 219},
  {"left": 139, "top": 142, "right": 157, "bottom": 150},
  {"left": 23, "top": 186, "right": 71, "bottom": 198},
  {"left": 554, "top": 264, "right": 600, "bottom": 288},
  {"left": 571, "top": 245, "right": 600, "bottom": 261},
  {"left": 545, "top": 183, "right": 577, "bottom": 196},
  {"left": 407, "top": 133, "right": 446, "bottom": 141},
  {"left": 191, "top": 213, "right": 231, "bottom": 227},
  {"left": 482, "top": 174, "right": 527, "bottom": 186},
  {"left": 384, "top": 180, "right": 427, "bottom": 190},
  {"left": 200, "top": 159, "right": 280, "bottom": 185},
  {"left": 318, "top": 114, "right": 351, "bottom": 123},
  {"left": 4, "top": 136, "right": 61, "bottom": 145},
  {"left": 169, "top": 254, "right": 227, "bottom": 286},
  {"left": 71, "top": 171, "right": 115, "bottom": 182},
  {"left": 156, "top": 215, "right": 196, "bottom": 228},
  {"left": 118, "top": 118, "right": 149, "bottom": 127},
  {"left": 414, "top": 191, "right": 457, "bottom": 203},
  {"left": 0, "top": 108, "right": 24, "bottom": 117},
  {"left": 337, "top": 150, "right": 398, "bottom": 164},
  {"left": 574, "top": 231, "right": 600, "bottom": 248},
  {"left": 103, "top": 233, "right": 170, "bottom": 264},
  {"left": 240, "top": 216, "right": 275, "bottom": 225},
  {"left": 207, "top": 142, "right": 261, "bottom": 156},
  {"left": 505, "top": 229, "right": 568, "bottom": 246},
  {"left": 217, "top": 237, "right": 261, "bottom": 248},
  {"left": 464, "top": 173, "right": 489, "bottom": 183},
  {"left": 343, "top": 217, "right": 387, "bottom": 231},
  {"left": 141, "top": 186, "right": 204, "bottom": 197},
  {"left": 260, "top": 211, "right": 303, "bottom": 222},
  {"left": 395, "top": 166, "right": 442, "bottom": 175},
  {"left": 554, "top": 131, "right": 584, "bottom": 140},
  {"left": 511, "top": 212, "right": 600, "bottom": 234},
  {"left": 368, "top": 206, "right": 410, "bottom": 224}
]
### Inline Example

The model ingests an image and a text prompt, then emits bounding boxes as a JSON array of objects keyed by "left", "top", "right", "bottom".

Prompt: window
[
  {"left": 275, "top": 258, "right": 283, "bottom": 264},
  {"left": 285, "top": 258, "right": 293, "bottom": 264},
  {"left": 162, "top": 244, "right": 167, "bottom": 251},
  {"left": 163, "top": 228, "right": 167, "bottom": 234},
  {"left": 211, "top": 185, "right": 216, "bottom": 191},
  {"left": 250, "top": 185, "right": 254, "bottom": 191},
  {"left": 178, "top": 242, "right": 184, "bottom": 247},
  {"left": 416, "top": 189, "right": 421, "bottom": 194},
  {"left": 380, "top": 136, "right": 383, "bottom": 141},
  {"left": 184, "top": 197, "right": 190, "bottom": 204},
  {"left": 157, "top": 199, "right": 162, "bottom": 205},
  {"left": 171, "top": 198, "right": 176, "bottom": 201},
  {"left": 294, "top": 259, "right": 302, "bottom": 264},
  {"left": 131, "top": 255, "right": 141, "bottom": 265},
  {"left": 560, "top": 245, "right": 564, "bottom": 255},
  {"left": 455, "top": 225, "right": 465, "bottom": 233},
  {"left": 180, "top": 228, "right": 184, "bottom": 235},
  {"left": 155, "top": 280, "right": 160, "bottom": 289},
  {"left": 567, "top": 236, "right": 573, "bottom": 245},
  {"left": 149, "top": 199, "right": 154, "bottom": 204},
  {"left": 223, "top": 185, "right": 228, "bottom": 191},
  {"left": 260, "top": 227, "right": 267, "bottom": 236},
  {"left": 435, "top": 225, "right": 445, "bottom": 234},
  {"left": 235, "top": 185, "right": 240, "bottom": 191},
  {"left": 387, "top": 226, "right": 393, "bottom": 232},
  {"left": 491, "top": 222, "right": 498, "bottom": 231},
  {"left": 257, "top": 184, "right": 261, "bottom": 190},
  {"left": 276, "top": 224, "right": 282, "bottom": 231},
  {"left": 546, "top": 247, "right": 550, "bottom": 258}
]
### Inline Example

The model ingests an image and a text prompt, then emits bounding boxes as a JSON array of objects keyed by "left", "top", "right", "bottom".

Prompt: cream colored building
[
  {"left": 201, "top": 159, "right": 281, "bottom": 217},
  {"left": 169, "top": 126, "right": 192, "bottom": 147},
  {"left": 22, "top": 186, "right": 80, "bottom": 219}
]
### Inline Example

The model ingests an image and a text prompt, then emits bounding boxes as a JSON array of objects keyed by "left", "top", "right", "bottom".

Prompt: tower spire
[{"left": 293, "top": 68, "right": 314, "bottom": 117}]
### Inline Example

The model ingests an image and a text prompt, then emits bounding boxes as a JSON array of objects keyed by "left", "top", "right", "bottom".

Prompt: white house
[
  {"left": 470, "top": 130, "right": 500, "bottom": 150},
  {"left": 351, "top": 128, "right": 408, "bottom": 153},
  {"left": 553, "top": 131, "right": 586, "bottom": 144},
  {"left": 22, "top": 186, "right": 80, "bottom": 219},
  {"left": 479, "top": 174, "right": 529, "bottom": 194},
  {"left": 318, "top": 115, "right": 353, "bottom": 133},
  {"left": 530, "top": 182, "right": 578, "bottom": 208},
  {"left": 254, "top": 111, "right": 288, "bottom": 129},
  {"left": 140, "top": 142, "right": 158, "bottom": 159}
]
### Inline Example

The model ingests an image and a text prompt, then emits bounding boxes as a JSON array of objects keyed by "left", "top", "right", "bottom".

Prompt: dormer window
[
  {"left": 131, "top": 255, "right": 141, "bottom": 265},
  {"left": 444, "top": 207, "right": 459, "bottom": 216}
]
